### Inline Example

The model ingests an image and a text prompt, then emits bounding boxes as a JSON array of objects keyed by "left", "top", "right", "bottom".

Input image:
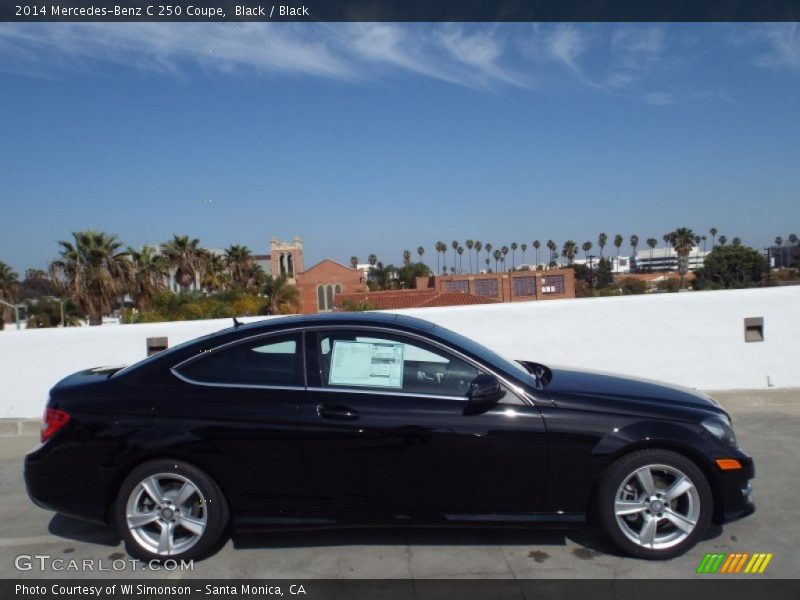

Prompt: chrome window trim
[
  {"left": 171, "top": 327, "right": 306, "bottom": 389},
  {"left": 168, "top": 323, "right": 535, "bottom": 406},
  {"left": 307, "top": 325, "right": 534, "bottom": 406},
  {"left": 306, "top": 386, "right": 465, "bottom": 402}
]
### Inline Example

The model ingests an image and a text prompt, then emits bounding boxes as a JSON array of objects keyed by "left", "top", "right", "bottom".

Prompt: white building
[
  {"left": 635, "top": 246, "right": 709, "bottom": 272},
  {"left": 572, "top": 256, "right": 632, "bottom": 273}
]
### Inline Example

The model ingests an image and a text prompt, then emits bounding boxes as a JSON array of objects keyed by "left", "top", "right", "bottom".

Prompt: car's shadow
[
  {"left": 46, "top": 515, "right": 724, "bottom": 560},
  {"left": 48, "top": 514, "right": 121, "bottom": 547},
  {"left": 232, "top": 526, "right": 623, "bottom": 556}
]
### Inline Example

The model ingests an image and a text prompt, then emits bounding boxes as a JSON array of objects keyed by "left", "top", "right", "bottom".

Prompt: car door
[
  {"left": 298, "top": 327, "right": 548, "bottom": 520},
  {"left": 166, "top": 331, "right": 319, "bottom": 520}
]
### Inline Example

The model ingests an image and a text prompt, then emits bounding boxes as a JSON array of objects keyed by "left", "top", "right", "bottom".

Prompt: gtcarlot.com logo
[{"left": 696, "top": 552, "right": 773, "bottom": 574}]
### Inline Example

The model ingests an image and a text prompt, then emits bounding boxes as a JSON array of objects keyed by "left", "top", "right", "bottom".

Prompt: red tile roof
[{"left": 335, "top": 288, "right": 498, "bottom": 311}]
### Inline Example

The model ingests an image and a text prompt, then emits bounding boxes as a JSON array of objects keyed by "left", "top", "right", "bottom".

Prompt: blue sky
[{"left": 0, "top": 23, "right": 798, "bottom": 274}]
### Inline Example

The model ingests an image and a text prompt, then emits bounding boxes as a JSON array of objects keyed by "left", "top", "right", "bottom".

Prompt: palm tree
[
  {"left": 161, "top": 235, "right": 204, "bottom": 292},
  {"left": 451, "top": 241, "right": 459, "bottom": 271},
  {"left": 546, "top": 240, "right": 557, "bottom": 267},
  {"left": 613, "top": 234, "right": 623, "bottom": 272},
  {"left": 718, "top": 236, "right": 728, "bottom": 246},
  {"left": 465, "top": 240, "right": 474, "bottom": 273},
  {"left": 416, "top": 247, "right": 425, "bottom": 268},
  {"left": 775, "top": 236, "right": 783, "bottom": 248},
  {"left": 493, "top": 249, "right": 501, "bottom": 272},
  {"left": 663, "top": 233, "right": 673, "bottom": 270},
  {"left": 372, "top": 261, "right": 398, "bottom": 290},
  {"left": 533, "top": 240, "right": 541, "bottom": 267},
  {"left": 510, "top": 242, "right": 518, "bottom": 270},
  {"left": 582, "top": 241, "right": 592, "bottom": 259},
  {"left": 0, "top": 261, "right": 19, "bottom": 328},
  {"left": 402, "top": 250, "right": 412, "bottom": 266},
  {"left": 474, "top": 241, "right": 482, "bottom": 272},
  {"left": 630, "top": 235, "right": 639, "bottom": 269},
  {"left": 561, "top": 241, "right": 578, "bottom": 265},
  {"left": 789, "top": 234, "right": 799, "bottom": 246},
  {"left": 457, "top": 246, "right": 464, "bottom": 273},
  {"left": 520, "top": 243, "right": 528, "bottom": 266},
  {"left": 201, "top": 252, "right": 230, "bottom": 293},
  {"left": 435, "top": 242, "right": 446, "bottom": 274},
  {"left": 225, "top": 244, "right": 255, "bottom": 289},
  {"left": 670, "top": 227, "right": 696, "bottom": 288},
  {"left": 127, "top": 246, "right": 168, "bottom": 311},
  {"left": 646, "top": 238, "right": 657, "bottom": 270},
  {"left": 732, "top": 237, "right": 742, "bottom": 246},
  {"left": 350, "top": 256, "right": 359, "bottom": 269},
  {"left": 710, "top": 227, "right": 718, "bottom": 247},
  {"left": 484, "top": 243, "right": 493, "bottom": 269},
  {"left": 701, "top": 235, "right": 707, "bottom": 252},
  {"left": 263, "top": 274, "right": 300, "bottom": 314},
  {"left": 368, "top": 253, "right": 378, "bottom": 267},
  {"left": 501, "top": 246, "right": 509, "bottom": 271},
  {"left": 484, "top": 257, "right": 491, "bottom": 271},
  {"left": 598, "top": 233, "right": 607, "bottom": 259},
  {"left": 50, "top": 230, "right": 132, "bottom": 325}
]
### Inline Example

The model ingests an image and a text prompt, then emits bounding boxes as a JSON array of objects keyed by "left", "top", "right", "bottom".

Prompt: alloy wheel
[
  {"left": 125, "top": 472, "right": 208, "bottom": 557},
  {"left": 614, "top": 463, "right": 701, "bottom": 550}
]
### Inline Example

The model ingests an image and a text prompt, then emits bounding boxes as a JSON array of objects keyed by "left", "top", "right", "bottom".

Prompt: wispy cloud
[
  {"left": 747, "top": 23, "right": 800, "bottom": 73},
  {"left": 0, "top": 23, "right": 760, "bottom": 104}
]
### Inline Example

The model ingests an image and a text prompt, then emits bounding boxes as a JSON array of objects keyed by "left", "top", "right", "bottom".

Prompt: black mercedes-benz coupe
[{"left": 25, "top": 313, "right": 754, "bottom": 561}]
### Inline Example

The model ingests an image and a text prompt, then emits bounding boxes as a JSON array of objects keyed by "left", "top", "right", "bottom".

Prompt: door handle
[{"left": 317, "top": 403, "right": 360, "bottom": 421}]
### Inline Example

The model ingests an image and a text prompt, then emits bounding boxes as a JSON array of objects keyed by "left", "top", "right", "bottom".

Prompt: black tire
[
  {"left": 597, "top": 449, "right": 713, "bottom": 559},
  {"left": 114, "top": 459, "right": 229, "bottom": 561}
]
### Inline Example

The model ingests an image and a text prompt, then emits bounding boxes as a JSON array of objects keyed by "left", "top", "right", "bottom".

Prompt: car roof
[{"left": 235, "top": 311, "right": 438, "bottom": 334}]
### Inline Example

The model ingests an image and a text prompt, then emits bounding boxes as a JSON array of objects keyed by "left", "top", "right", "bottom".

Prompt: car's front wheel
[
  {"left": 115, "top": 459, "right": 229, "bottom": 561},
  {"left": 597, "top": 449, "right": 713, "bottom": 559}
]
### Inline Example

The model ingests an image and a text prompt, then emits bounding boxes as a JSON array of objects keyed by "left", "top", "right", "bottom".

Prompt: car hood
[{"left": 527, "top": 363, "right": 726, "bottom": 416}]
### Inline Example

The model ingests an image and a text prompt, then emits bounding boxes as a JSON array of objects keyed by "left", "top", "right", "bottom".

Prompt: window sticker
[{"left": 329, "top": 340, "right": 405, "bottom": 388}]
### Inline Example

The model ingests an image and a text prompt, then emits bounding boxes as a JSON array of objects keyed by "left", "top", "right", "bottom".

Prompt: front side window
[
  {"left": 175, "top": 333, "right": 303, "bottom": 387},
  {"left": 316, "top": 330, "right": 479, "bottom": 397}
]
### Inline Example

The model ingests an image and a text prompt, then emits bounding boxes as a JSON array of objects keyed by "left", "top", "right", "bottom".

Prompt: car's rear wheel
[
  {"left": 597, "top": 449, "right": 712, "bottom": 559},
  {"left": 115, "top": 459, "right": 229, "bottom": 561}
]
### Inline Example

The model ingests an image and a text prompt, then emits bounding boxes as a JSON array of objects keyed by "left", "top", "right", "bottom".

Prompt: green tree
[
  {"left": 598, "top": 233, "right": 607, "bottom": 258},
  {"left": 646, "top": 237, "right": 658, "bottom": 270},
  {"left": 465, "top": 240, "right": 474, "bottom": 273},
  {"left": 619, "top": 278, "right": 647, "bottom": 295},
  {"left": 474, "top": 241, "right": 482, "bottom": 272},
  {"left": 416, "top": 247, "right": 425, "bottom": 263},
  {"left": 510, "top": 242, "right": 518, "bottom": 269},
  {"left": 693, "top": 245, "right": 767, "bottom": 290},
  {"left": 128, "top": 246, "right": 168, "bottom": 311},
  {"left": 0, "top": 261, "right": 20, "bottom": 329},
  {"left": 50, "top": 231, "right": 132, "bottom": 325},
  {"left": 397, "top": 261, "right": 432, "bottom": 289},
  {"left": 546, "top": 240, "right": 557, "bottom": 267},
  {"left": 669, "top": 227, "right": 696, "bottom": 288},
  {"left": 532, "top": 240, "right": 541, "bottom": 266},
  {"left": 561, "top": 240, "right": 578, "bottom": 265},
  {"left": 350, "top": 256, "right": 359, "bottom": 269},
  {"left": 341, "top": 298, "right": 377, "bottom": 312},
  {"left": 595, "top": 258, "right": 614, "bottom": 287},
  {"left": 613, "top": 234, "right": 623, "bottom": 271},
  {"left": 710, "top": 227, "right": 718, "bottom": 247},
  {"left": 161, "top": 235, "right": 205, "bottom": 292},
  {"left": 263, "top": 274, "right": 300, "bottom": 314},
  {"left": 484, "top": 243, "right": 492, "bottom": 270},
  {"left": 520, "top": 243, "right": 528, "bottom": 266},
  {"left": 582, "top": 241, "right": 592, "bottom": 259},
  {"left": 435, "top": 242, "right": 446, "bottom": 274},
  {"left": 492, "top": 249, "right": 501, "bottom": 272},
  {"left": 402, "top": 249, "right": 412, "bottom": 266},
  {"left": 457, "top": 246, "right": 464, "bottom": 273},
  {"left": 718, "top": 235, "right": 727, "bottom": 246}
]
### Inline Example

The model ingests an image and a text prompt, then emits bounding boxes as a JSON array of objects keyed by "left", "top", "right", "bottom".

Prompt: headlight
[{"left": 702, "top": 416, "right": 738, "bottom": 448}]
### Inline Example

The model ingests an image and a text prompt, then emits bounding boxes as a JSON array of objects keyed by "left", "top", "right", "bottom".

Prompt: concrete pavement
[{"left": 1, "top": 390, "right": 798, "bottom": 579}]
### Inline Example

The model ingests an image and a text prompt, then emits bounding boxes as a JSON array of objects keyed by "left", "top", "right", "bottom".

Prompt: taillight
[{"left": 41, "top": 408, "right": 70, "bottom": 443}]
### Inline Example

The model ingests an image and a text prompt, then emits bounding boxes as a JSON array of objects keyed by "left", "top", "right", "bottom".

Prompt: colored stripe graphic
[{"left": 696, "top": 552, "right": 771, "bottom": 574}]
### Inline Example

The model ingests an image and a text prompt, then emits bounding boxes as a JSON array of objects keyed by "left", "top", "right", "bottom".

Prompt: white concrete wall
[{"left": 0, "top": 287, "right": 797, "bottom": 418}]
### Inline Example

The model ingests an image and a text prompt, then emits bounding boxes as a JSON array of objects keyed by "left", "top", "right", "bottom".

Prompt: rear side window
[{"left": 175, "top": 333, "right": 303, "bottom": 387}]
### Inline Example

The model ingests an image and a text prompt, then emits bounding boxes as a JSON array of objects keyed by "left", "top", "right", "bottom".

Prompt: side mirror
[{"left": 467, "top": 374, "right": 505, "bottom": 408}]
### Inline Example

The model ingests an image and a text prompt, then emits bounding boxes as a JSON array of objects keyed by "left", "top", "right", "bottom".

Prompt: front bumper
[{"left": 714, "top": 449, "right": 755, "bottom": 524}]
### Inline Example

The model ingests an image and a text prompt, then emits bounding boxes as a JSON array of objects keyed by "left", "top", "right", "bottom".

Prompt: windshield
[{"left": 431, "top": 325, "right": 535, "bottom": 384}]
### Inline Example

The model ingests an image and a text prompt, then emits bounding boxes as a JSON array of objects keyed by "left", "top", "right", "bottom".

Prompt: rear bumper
[{"left": 24, "top": 451, "right": 109, "bottom": 525}]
